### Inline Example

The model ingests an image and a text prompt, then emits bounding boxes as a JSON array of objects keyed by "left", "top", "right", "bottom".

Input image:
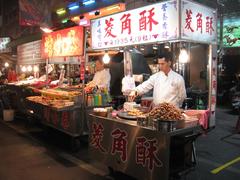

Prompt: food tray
[{"left": 117, "top": 111, "right": 137, "bottom": 120}]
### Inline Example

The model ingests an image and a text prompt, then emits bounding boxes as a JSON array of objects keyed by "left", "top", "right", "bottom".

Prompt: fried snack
[
  {"left": 128, "top": 108, "right": 144, "bottom": 116},
  {"left": 149, "top": 102, "right": 183, "bottom": 121}
]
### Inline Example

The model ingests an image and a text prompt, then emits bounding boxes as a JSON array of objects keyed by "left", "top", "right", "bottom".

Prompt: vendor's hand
[{"left": 128, "top": 90, "right": 137, "bottom": 102}]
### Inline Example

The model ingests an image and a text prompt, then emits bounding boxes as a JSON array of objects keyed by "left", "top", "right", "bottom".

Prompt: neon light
[
  {"left": 56, "top": 8, "right": 66, "bottom": 15},
  {"left": 71, "top": 16, "right": 80, "bottom": 22},
  {"left": 62, "top": 19, "right": 68, "bottom": 23},
  {"left": 68, "top": 3, "right": 79, "bottom": 10},
  {"left": 83, "top": 0, "right": 95, "bottom": 6},
  {"left": 107, "top": 5, "right": 120, "bottom": 11},
  {"left": 40, "top": 27, "right": 53, "bottom": 33}
]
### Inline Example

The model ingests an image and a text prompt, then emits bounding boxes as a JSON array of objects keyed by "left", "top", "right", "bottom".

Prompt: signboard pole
[
  {"left": 46, "top": 58, "right": 49, "bottom": 88},
  {"left": 178, "top": 0, "right": 182, "bottom": 39},
  {"left": 67, "top": 62, "right": 70, "bottom": 85},
  {"left": 82, "top": 27, "right": 88, "bottom": 104},
  {"left": 209, "top": 44, "right": 217, "bottom": 127}
]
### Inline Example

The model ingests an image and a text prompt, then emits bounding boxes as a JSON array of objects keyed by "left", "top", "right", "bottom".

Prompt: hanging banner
[
  {"left": 91, "top": 0, "right": 179, "bottom": 50},
  {"left": 41, "top": 26, "right": 84, "bottom": 58},
  {"left": 19, "top": 0, "right": 52, "bottom": 26},
  {"left": 181, "top": 0, "right": 217, "bottom": 44}
]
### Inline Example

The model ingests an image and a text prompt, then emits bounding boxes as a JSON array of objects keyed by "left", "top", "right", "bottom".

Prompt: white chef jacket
[
  {"left": 135, "top": 70, "right": 186, "bottom": 107},
  {"left": 92, "top": 69, "right": 111, "bottom": 90}
]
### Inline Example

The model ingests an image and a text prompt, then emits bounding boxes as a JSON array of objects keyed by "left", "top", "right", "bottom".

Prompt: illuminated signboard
[
  {"left": 91, "top": 0, "right": 217, "bottom": 50},
  {"left": 0, "top": 37, "right": 11, "bottom": 53},
  {"left": 91, "top": 0, "right": 179, "bottom": 49},
  {"left": 223, "top": 17, "right": 240, "bottom": 47},
  {"left": 181, "top": 0, "right": 217, "bottom": 44},
  {"left": 41, "top": 26, "right": 84, "bottom": 58}
]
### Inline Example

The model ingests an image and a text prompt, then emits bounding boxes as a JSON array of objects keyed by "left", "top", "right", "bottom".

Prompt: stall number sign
[
  {"left": 90, "top": 122, "right": 163, "bottom": 171},
  {"left": 91, "top": 0, "right": 179, "bottom": 49},
  {"left": 41, "top": 26, "right": 84, "bottom": 58},
  {"left": 181, "top": 0, "right": 217, "bottom": 44}
]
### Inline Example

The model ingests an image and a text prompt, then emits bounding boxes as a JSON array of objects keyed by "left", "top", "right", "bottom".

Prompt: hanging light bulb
[
  {"left": 119, "top": 47, "right": 124, "bottom": 52},
  {"left": 103, "top": 52, "right": 110, "bottom": 64},
  {"left": 33, "top": 66, "right": 39, "bottom": 72},
  {"left": 4, "top": 62, "right": 9, "bottom": 68},
  {"left": 164, "top": 42, "right": 170, "bottom": 49},
  {"left": 22, "top": 66, "right": 27, "bottom": 72},
  {"left": 153, "top": 44, "right": 158, "bottom": 50},
  {"left": 27, "top": 65, "right": 32, "bottom": 72},
  {"left": 179, "top": 48, "right": 189, "bottom": 63},
  {"left": 140, "top": 45, "right": 145, "bottom": 51}
]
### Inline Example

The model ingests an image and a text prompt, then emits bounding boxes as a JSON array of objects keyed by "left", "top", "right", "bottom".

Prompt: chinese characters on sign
[
  {"left": 90, "top": 123, "right": 163, "bottom": 171},
  {"left": 41, "top": 26, "right": 84, "bottom": 58},
  {"left": 61, "top": 111, "right": 70, "bottom": 130},
  {"left": 91, "top": 0, "right": 179, "bottom": 49},
  {"left": 211, "top": 56, "right": 217, "bottom": 113},
  {"left": 91, "top": 123, "right": 106, "bottom": 153},
  {"left": 181, "top": 0, "right": 217, "bottom": 43},
  {"left": 111, "top": 128, "right": 128, "bottom": 162},
  {"left": 136, "top": 137, "right": 163, "bottom": 171}
]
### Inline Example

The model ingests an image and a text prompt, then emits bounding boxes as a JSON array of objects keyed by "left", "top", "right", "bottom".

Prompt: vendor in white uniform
[
  {"left": 129, "top": 51, "right": 186, "bottom": 107},
  {"left": 86, "top": 58, "right": 111, "bottom": 90}
]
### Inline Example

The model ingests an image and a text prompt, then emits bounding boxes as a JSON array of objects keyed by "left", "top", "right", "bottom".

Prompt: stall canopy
[{"left": 91, "top": 0, "right": 217, "bottom": 50}]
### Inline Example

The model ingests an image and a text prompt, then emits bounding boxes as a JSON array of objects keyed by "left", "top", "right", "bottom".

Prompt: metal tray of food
[{"left": 117, "top": 111, "right": 137, "bottom": 120}]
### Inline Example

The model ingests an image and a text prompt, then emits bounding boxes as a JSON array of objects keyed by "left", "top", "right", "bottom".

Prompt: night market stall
[
  {"left": 25, "top": 26, "right": 87, "bottom": 146},
  {"left": 88, "top": 0, "right": 217, "bottom": 179}
]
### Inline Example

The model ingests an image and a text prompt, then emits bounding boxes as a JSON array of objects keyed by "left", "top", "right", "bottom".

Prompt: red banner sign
[{"left": 41, "top": 26, "right": 84, "bottom": 58}]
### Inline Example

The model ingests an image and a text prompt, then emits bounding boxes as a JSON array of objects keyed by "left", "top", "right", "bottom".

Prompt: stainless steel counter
[{"left": 88, "top": 114, "right": 200, "bottom": 180}]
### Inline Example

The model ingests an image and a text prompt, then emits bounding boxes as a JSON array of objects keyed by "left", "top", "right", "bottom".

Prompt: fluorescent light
[
  {"left": 62, "top": 19, "right": 68, "bottom": 23},
  {"left": 68, "top": 3, "right": 79, "bottom": 10},
  {"left": 56, "top": 8, "right": 66, "bottom": 15},
  {"left": 40, "top": 27, "right": 53, "bottom": 33},
  {"left": 107, "top": 5, "right": 120, "bottom": 11},
  {"left": 83, "top": 0, "right": 95, "bottom": 6}
]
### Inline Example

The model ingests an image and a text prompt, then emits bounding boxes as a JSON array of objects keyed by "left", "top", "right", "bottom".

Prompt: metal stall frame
[
  {"left": 23, "top": 27, "right": 88, "bottom": 150},
  {"left": 88, "top": 0, "right": 218, "bottom": 179}
]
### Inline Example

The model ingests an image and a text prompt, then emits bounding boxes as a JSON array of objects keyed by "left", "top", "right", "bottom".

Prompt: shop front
[{"left": 88, "top": 0, "right": 217, "bottom": 179}]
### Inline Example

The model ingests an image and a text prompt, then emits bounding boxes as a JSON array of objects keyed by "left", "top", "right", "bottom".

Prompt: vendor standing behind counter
[
  {"left": 85, "top": 58, "right": 111, "bottom": 91},
  {"left": 129, "top": 51, "right": 186, "bottom": 107}
]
